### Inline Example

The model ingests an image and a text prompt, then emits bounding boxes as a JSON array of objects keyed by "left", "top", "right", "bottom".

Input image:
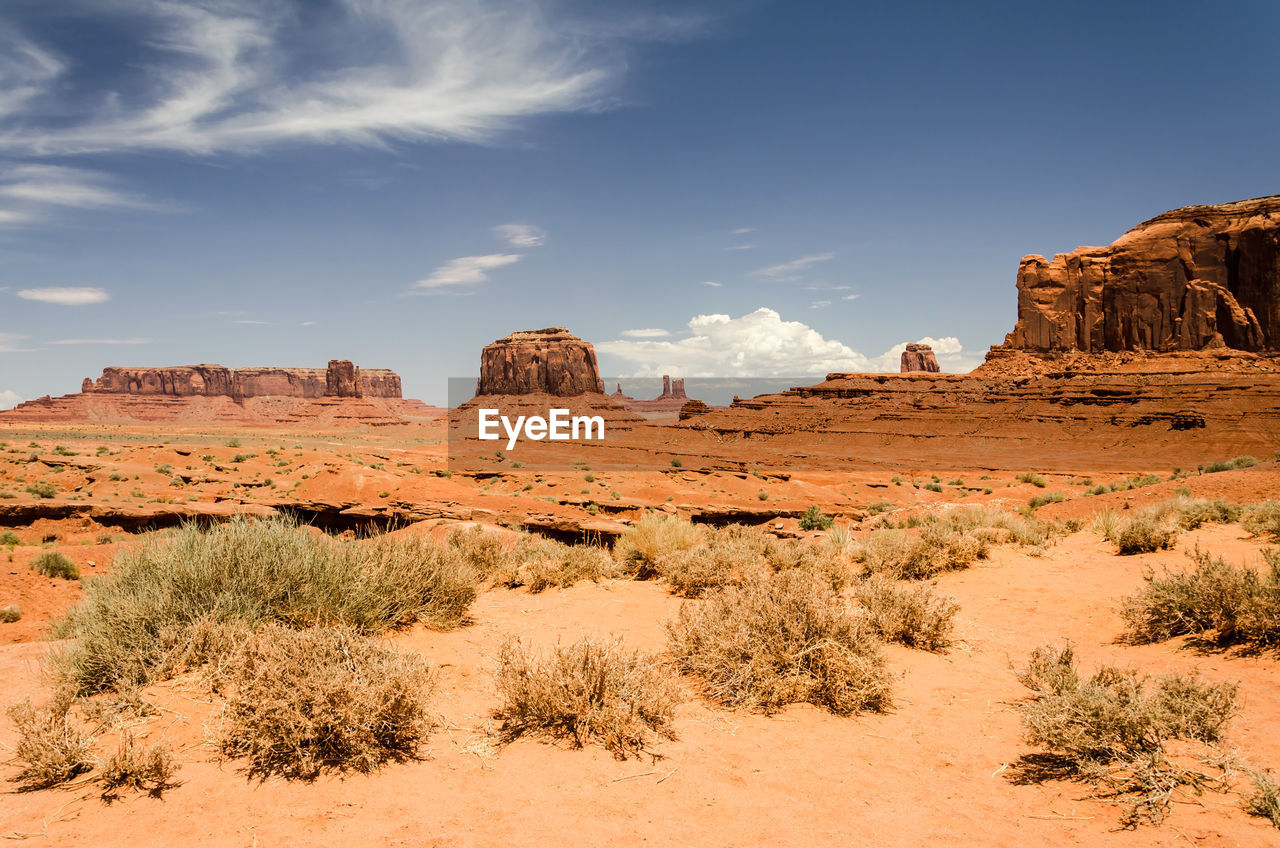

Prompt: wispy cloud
[
  {"left": 750, "top": 252, "right": 835, "bottom": 281},
  {"left": 301, "top": 321, "right": 317, "bottom": 327},
  {"left": 809, "top": 300, "right": 831, "bottom": 309},
  {"left": 16, "top": 286, "right": 109, "bottom": 306},
  {"left": 621, "top": 328, "right": 670, "bottom": 338},
  {"left": 842, "top": 293, "right": 861, "bottom": 301},
  {"left": 701, "top": 280, "right": 723, "bottom": 287},
  {"left": 233, "top": 320, "right": 271, "bottom": 325},
  {"left": 0, "top": 2, "right": 703, "bottom": 157},
  {"left": 411, "top": 254, "right": 523, "bottom": 293},
  {"left": 494, "top": 224, "right": 546, "bottom": 248},
  {"left": 730, "top": 227, "right": 754, "bottom": 235},
  {"left": 725, "top": 244, "right": 756, "bottom": 251},
  {"left": 0, "top": 165, "right": 154, "bottom": 227},
  {"left": 49, "top": 337, "right": 152, "bottom": 345},
  {"left": 0, "top": 333, "right": 35, "bottom": 352}
]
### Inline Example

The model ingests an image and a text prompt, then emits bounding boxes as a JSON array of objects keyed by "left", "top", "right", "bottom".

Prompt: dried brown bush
[
  {"left": 217, "top": 624, "right": 433, "bottom": 779},
  {"left": 6, "top": 694, "right": 95, "bottom": 790},
  {"left": 613, "top": 513, "right": 704, "bottom": 579},
  {"left": 1111, "top": 514, "right": 1178, "bottom": 555},
  {"left": 493, "top": 535, "right": 619, "bottom": 593},
  {"left": 666, "top": 569, "right": 892, "bottom": 715},
  {"left": 492, "top": 637, "right": 679, "bottom": 760},
  {"left": 851, "top": 576, "right": 958, "bottom": 651},
  {"left": 857, "top": 523, "right": 989, "bottom": 579},
  {"left": 98, "top": 733, "right": 178, "bottom": 800}
]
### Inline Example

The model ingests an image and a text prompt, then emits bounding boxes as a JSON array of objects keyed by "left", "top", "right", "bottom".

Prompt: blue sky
[{"left": 1, "top": 0, "right": 1277, "bottom": 407}]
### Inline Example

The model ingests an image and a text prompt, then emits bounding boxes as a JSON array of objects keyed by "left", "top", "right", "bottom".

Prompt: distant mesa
[
  {"left": 613, "top": 374, "right": 692, "bottom": 414},
  {"left": 477, "top": 328, "right": 605, "bottom": 397},
  {"left": 900, "top": 343, "right": 940, "bottom": 373},
  {"left": 995, "top": 194, "right": 1280, "bottom": 356},
  {"left": 80, "top": 360, "right": 401, "bottom": 399}
]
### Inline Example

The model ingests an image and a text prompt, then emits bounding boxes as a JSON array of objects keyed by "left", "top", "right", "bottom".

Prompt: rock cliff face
[
  {"left": 82, "top": 361, "right": 402, "bottom": 399},
  {"left": 477, "top": 328, "right": 604, "bottom": 396},
  {"left": 997, "top": 195, "right": 1279, "bottom": 354},
  {"left": 900, "top": 344, "right": 940, "bottom": 373}
]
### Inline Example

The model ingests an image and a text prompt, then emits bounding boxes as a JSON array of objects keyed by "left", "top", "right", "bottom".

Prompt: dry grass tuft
[
  {"left": 1110, "top": 514, "right": 1177, "bottom": 555},
  {"left": 1244, "top": 501, "right": 1280, "bottom": 542},
  {"left": 494, "top": 536, "right": 619, "bottom": 593},
  {"left": 492, "top": 637, "right": 679, "bottom": 760},
  {"left": 613, "top": 513, "right": 704, "bottom": 579},
  {"left": 666, "top": 569, "right": 892, "bottom": 715},
  {"left": 6, "top": 694, "right": 95, "bottom": 790},
  {"left": 217, "top": 624, "right": 433, "bottom": 780},
  {"left": 98, "top": 733, "right": 179, "bottom": 800},
  {"left": 857, "top": 524, "right": 989, "bottom": 579},
  {"left": 1015, "top": 644, "right": 1240, "bottom": 826},
  {"left": 1119, "top": 548, "right": 1280, "bottom": 650},
  {"left": 1248, "top": 771, "right": 1280, "bottom": 828},
  {"left": 32, "top": 551, "right": 79, "bottom": 580},
  {"left": 0, "top": 604, "right": 21, "bottom": 623},
  {"left": 851, "top": 576, "right": 958, "bottom": 651}
]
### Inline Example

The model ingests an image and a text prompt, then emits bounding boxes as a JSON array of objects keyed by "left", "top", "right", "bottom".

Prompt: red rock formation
[
  {"left": 996, "top": 195, "right": 1279, "bottom": 354},
  {"left": 678, "top": 399, "right": 712, "bottom": 420},
  {"left": 900, "top": 344, "right": 940, "bottom": 373},
  {"left": 621, "top": 374, "right": 691, "bottom": 414},
  {"left": 81, "top": 362, "right": 402, "bottom": 399},
  {"left": 477, "top": 328, "right": 604, "bottom": 396}
]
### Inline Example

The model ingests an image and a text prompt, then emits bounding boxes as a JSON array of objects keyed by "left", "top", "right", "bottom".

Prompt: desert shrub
[
  {"left": 0, "top": 604, "right": 21, "bottom": 622},
  {"left": 666, "top": 569, "right": 892, "bottom": 715},
  {"left": 866, "top": 501, "right": 892, "bottom": 515},
  {"left": 858, "top": 524, "right": 988, "bottom": 580},
  {"left": 1027, "top": 492, "right": 1065, "bottom": 510},
  {"left": 52, "top": 517, "right": 478, "bottom": 695},
  {"left": 922, "top": 482, "right": 943, "bottom": 493},
  {"left": 657, "top": 525, "right": 773, "bottom": 597},
  {"left": 798, "top": 505, "right": 835, "bottom": 531},
  {"left": 1203, "top": 455, "right": 1257, "bottom": 474},
  {"left": 851, "top": 576, "right": 958, "bottom": 651},
  {"left": 32, "top": 551, "right": 79, "bottom": 580},
  {"left": 1111, "top": 514, "right": 1177, "bottom": 555},
  {"left": 492, "top": 638, "right": 679, "bottom": 760},
  {"left": 98, "top": 734, "right": 179, "bottom": 800},
  {"left": 1244, "top": 501, "right": 1280, "bottom": 542},
  {"left": 6, "top": 695, "right": 95, "bottom": 790},
  {"left": 1, "top": 530, "right": 20, "bottom": 546},
  {"left": 25, "top": 482, "right": 56, "bottom": 499},
  {"left": 1016, "top": 644, "right": 1238, "bottom": 826},
  {"left": 1016, "top": 472, "right": 1047, "bottom": 488},
  {"left": 1119, "top": 548, "right": 1280, "bottom": 649},
  {"left": 446, "top": 525, "right": 506, "bottom": 575},
  {"left": 217, "top": 624, "right": 432, "bottom": 779},
  {"left": 496, "top": 535, "right": 618, "bottom": 592},
  {"left": 613, "top": 513, "right": 704, "bottom": 579},
  {"left": 925, "top": 506, "right": 1057, "bottom": 547},
  {"left": 1159, "top": 496, "right": 1243, "bottom": 530},
  {"left": 1248, "top": 772, "right": 1280, "bottom": 828},
  {"left": 1085, "top": 474, "right": 1163, "bottom": 496}
]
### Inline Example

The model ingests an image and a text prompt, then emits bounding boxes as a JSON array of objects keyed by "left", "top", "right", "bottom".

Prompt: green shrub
[
  {"left": 1027, "top": 492, "right": 1065, "bottom": 509},
  {"left": 25, "top": 482, "right": 56, "bottom": 499},
  {"left": 670, "top": 458, "right": 682, "bottom": 468},
  {"left": 1016, "top": 472, "right": 1047, "bottom": 488},
  {"left": 1119, "top": 548, "right": 1280, "bottom": 649},
  {"left": 52, "top": 517, "right": 478, "bottom": 695},
  {"left": 492, "top": 637, "right": 679, "bottom": 760},
  {"left": 32, "top": 551, "right": 79, "bottom": 580},
  {"left": 923, "top": 482, "right": 943, "bottom": 493},
  {"left": 666, "top": 569, "right": 892, "bottom": 715},
  {"left": 1, "top": 530, "right": 20, "bottom": 546},
  {"left": 1203, "top": 455, "right": 1257, "bottom": 474},
  {"left": 217, "top": 624, "right": 432, "bottom": 779},
  {"left": 798, "top": 505, "right": 834, "bottom": 531},
  {"left": 866, "top": 501, "right": 892, "bottom": 515}
]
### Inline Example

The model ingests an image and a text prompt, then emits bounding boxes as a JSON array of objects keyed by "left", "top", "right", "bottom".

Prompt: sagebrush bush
[
  {"left": 1111, "top": 514, "right": 1177, "bottom": 555},
  {"left": 25, "top": 482, "right": 56, "bottom": 499},
  {"left": 0, "top": 530, "right": 20, "bottom": 546},
  {"left": 613, "top": 513, "right": 704, "bottom": 579},
  {"left": 6, "top": 695, "right": 95, "bottom": 790},
  {"left": 1016, "top": 644, "right": 1239, "bottom": 826},
  {"left": 32, "top": 551, "right": 79, "bottom": 580},
  {"left": 1244, "top": 501, "right": 1280, "bottom": 542},
  {"left": 492, "top": 637, "right": 679, "bottom": 760},
  {"left": 1248, "top": 772, "right": 1280, "bottom": 829},
  {"left": 494, "top": 535, "right": 619, "bottom": 592},
  {"left": 657, "top": 526, "right": 771, "bottom": 597},
  {"left": 857, "top": 523, "right": 988, "bottom": 579},
  {"left": 798, "top": 505, "right": 834, "bottom": 531},
  {"left": 666, "top": 569, "right": 892, "bottom": 715},
  {"left": 1119, "top": 548, "right": 1280, "bottom": 649},
  {"left": 1016, "top": 472, "right": 1047, "bottom": 488},
  {"left": 98, "top": 733, "right": 179, "bottom": 800},
  {"left": 217, "top": 624, "right": 432, "bottom": 779},
  {"left": 1203, "top": 455, "right": 1257, "bottom": 474},
  {"left": 1, "top": 604, "right": 22, "bottom": 622},
  {"left": 52, "top": 517, "right": 478, "bottom": 694},
  {"left": 851, "top": 576, "right": 958, "bottom": 651}
]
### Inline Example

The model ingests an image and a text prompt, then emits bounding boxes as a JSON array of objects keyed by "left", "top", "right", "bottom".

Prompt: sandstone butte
[
  {"left": 81, "top": 360, "right": 401, "bottom": 399},
  {"left": 612, "top": 375, "right": 692, "bottom": 414},
  {"left": 477, "top": 328, "right": 605, "bottom": 396},
  {"left": 900, "top": 343, "right": 940, "bottom": 373}
]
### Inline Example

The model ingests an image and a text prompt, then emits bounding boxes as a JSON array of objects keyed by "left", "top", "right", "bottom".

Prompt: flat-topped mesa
[
  {"left": 83, "top": 361, "right": 402, "bottom": 399},
  {"left": 477, "top": 327, "right": 605, "bottom": 396},
  {"left": 996, "top": 195, "right": 1280, "bottom": 355},
  {"left": 900, "top": 343, "right": 940, "bottom": 373}
]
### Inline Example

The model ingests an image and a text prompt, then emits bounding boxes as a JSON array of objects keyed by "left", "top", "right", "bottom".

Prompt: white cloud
[
  {"left": 597, "top": 307, "right": 980, "bottom": 376},
  {"left": 0, "top": 333, "right": 34, "bottom": 352},
  {"left": 301, "top": 321, "right": 317, "bottom": 327},
  {"left": 494, "top": 224, "right": 546, "bottom": 248},
  {"left": 49, "top": 337, "right": 152, "bottom": 345},
  {"left": 0, "top": 389, "right": 23, "bottom": 409},
  {"left": 16, "top": 286, "right": 109, "bottom": 306},
  {"left": 621, "top": 328, "right": 670, "bottom": 338},
  {"left": 725, "top": 244, "right": 756, "bottom": 251},
  {"left": 809, "top": 300, "right": 831, "bottom": 309},
  {"left": 410, "top": 253, "right": 522, "bottom": 292},
  {"left": 842, "top": 293, "right": 861, "bottom": 301},
  {"left": 0, "top": 2, "right": 700, "bottom": 157},
  {"left": 0, "top": 164, "right": 153, "bottom": 227},
  {"left": 730, "top": 227, "right": 754, "bottom": 235},
  {"left": 750, "top": 252, "right": 835, "bottom": 281},
  {"left": 701, "top": 280, "right": 722, "bottom": 287}
]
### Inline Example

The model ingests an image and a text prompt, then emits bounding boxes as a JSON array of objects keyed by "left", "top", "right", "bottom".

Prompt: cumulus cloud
[
  {"left": 410, "top": 254, "right": 523, "bottom": 293},
  {"left": 494, "top": 224, "right": 546, "bottom": 248},
  {"left": 0, "top": 1, "right": 702, "bottom": 157},
  {"left": 0, "top": 389, "right": 23, "bottom": 409},
  {"left": 16, "top": 286, "right": 109, "bottom": 306},
  {"left": 0, "top": 164, "right": 153, "bottom": 226},
  {"left": 596, "top": 308, "right": 980, "bottom": 376},
  {"left": 49, "top": 337, "right": 152, "bottom": 345},
  {"left": 750, "top": 252, "right": 835, "bottom": 281},
  {"left": 621, "top": 328, "right": 670, "bottom": 338}
]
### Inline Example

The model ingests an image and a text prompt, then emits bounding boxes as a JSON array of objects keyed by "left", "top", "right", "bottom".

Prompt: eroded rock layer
[
  {"left": 83, "top": 361, "right": 402, "bottom": 399},
  {"left": 478, "top": 328, "right": 604, "bottom": 396},
  {"left": 900, "top": 344, "right": 940, "bottom": 373},
  {"left": 998, "top": 195, "right": 1279, "bottom": 354}
]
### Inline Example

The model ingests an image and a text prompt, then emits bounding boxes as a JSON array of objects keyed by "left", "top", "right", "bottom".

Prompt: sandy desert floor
[{"left": 1, "top": 422, "right": 1278, "bottom": 847}]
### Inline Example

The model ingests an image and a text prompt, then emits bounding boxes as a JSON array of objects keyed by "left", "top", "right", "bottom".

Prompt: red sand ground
[{"left": 1, "top": 421, "right": 1279, "bottom": 846}]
